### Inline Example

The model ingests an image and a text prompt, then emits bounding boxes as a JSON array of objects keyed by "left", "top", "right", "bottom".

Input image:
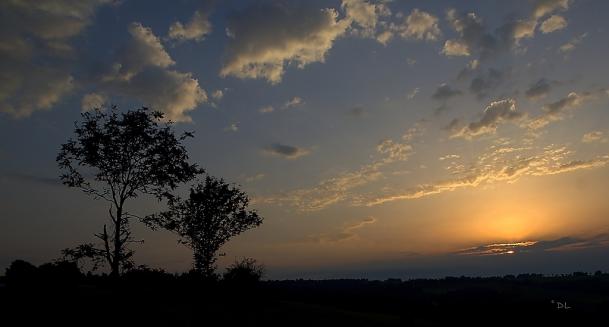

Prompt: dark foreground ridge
[{"left": 1, "top": 261, "right": 608, "bottom": 326}]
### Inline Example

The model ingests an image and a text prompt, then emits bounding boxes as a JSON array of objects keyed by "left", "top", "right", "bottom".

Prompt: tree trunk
[{"left": 111, "top": 205, "right": 123, "bottom": 277}]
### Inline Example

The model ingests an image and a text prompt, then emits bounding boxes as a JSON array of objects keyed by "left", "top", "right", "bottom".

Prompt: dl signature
[{"left": 551, "top": 300, "right": 571, "bottom": 310}]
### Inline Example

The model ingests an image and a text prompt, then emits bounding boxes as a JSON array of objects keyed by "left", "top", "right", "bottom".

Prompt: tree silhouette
[
  {"left": 144, "top": 175, "right": 263, "bottom": 279},
  {"left": 57, "top": 106, "right": 202, "bottom": 277},
  {"left": 223, "top": 257, "right": 264, "bottom": 286}
]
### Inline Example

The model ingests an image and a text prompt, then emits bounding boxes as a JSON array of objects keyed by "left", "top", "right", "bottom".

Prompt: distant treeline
[{"left": 2, "top": 258, "right": 608, "bottom": 326}]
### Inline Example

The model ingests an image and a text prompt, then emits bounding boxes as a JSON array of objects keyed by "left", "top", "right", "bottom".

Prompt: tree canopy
[
  {"left": 57, "top": 106, "right": 202, "bottom": 276},
  {"left": 144, "top": 175, "right": 263, "bottom": 278}
]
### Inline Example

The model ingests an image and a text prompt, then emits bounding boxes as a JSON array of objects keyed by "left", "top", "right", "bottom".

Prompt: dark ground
[{"left": 2, "top": 269, "right": 609, "bottom": 326}]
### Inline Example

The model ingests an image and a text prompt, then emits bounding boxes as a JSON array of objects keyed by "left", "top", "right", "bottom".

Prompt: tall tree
[
  {"left": 144, "top": 175, "right": 263, "bottom": 279},
  {"left": 57, "top": 106, "right": 202, "bottom": 276}
]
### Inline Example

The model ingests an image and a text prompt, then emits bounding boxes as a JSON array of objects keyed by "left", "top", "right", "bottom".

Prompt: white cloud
[
  {"left": 211, "top": 89, "right": 224, "bottom": 101},
  {"left": 341, "top": 0, "right": 390, "bottom": 38},
  {"left": 108, "top": 22, "right": 175, "bottom": 81},
  {"left": 220, "top": 2, "right": 349, "bottom": 84},
  {"left": 101, "top": 23, "right": 207, "bottom": 122},
  {"left": 441, "top": 39, "right": 470, "bottom": 56},
  {"left": 376, "top": 139, "right": 413, "bottom": 162},
  {"left": 540, "top": 15, "right": 567, "bottom": 33},
  {"left": 399, "top": 9, "right": 441, "bottom": 41},
  {"left": 168, "top": 10, "right": 211, "bottom": 42},
  {"left": 407, "top": 87, "right": 420, "bottom": 100},
  {"left": 533, "top": 0, "right": 569, "bottom": 19},
  {"left": 283, "top": 96, "right": 304, "bottom": 109},
  {"left": 366, "top": 144, "right": 609, "bottom": 206},
  {"left": 255, "top": 125, "right": 423, "bottom": 211}
]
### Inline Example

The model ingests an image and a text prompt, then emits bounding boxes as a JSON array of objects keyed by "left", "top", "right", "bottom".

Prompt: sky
[{"left": 2, "top": 0, "right": 609, "bottom": 279}]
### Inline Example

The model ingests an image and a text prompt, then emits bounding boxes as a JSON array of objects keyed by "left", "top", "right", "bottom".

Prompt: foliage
[
  {"left": 223, "top": 257, "right": 264, "bottom": 285},
  {"left": 144, "top": 175, "right": 263, "bottom": 278},
  {"left": 57, "top": 106, "right": 202, "bottom": 276}
]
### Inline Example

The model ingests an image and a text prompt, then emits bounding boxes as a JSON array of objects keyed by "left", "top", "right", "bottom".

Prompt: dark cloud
[
  {"left": 469, "top": 68, "right": 508, "bottom": 99},
  {"left": 457, "top": 233, "right": 609, "bottom": 256},
  {"left": 452, "top": 99, "right": 524, "bottom": 139},
  {"left": 0, "top": 0, "right": 113, "bottom": 118},
  {"left": 443, "top": 118, "right": 461, "bottom": 131},
  {"left": 347, "top": 106, "right": 366, "bottom": 117},
  {"left": 431, "top": 84, "right": 463, "bottom": 101},
  {"left": 443, "top": 1, "right": 569, "bottom": 63},
  {"left": 264, "top": 143, "right": 311, "bottom": 159},
  {"left": 525, "top": 78, "right": 552, "bottom": 100}
]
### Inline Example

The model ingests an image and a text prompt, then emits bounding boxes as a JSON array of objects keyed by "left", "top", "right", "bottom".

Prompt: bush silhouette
[{"left": 223, "top": 258, "right": 264, "bottom": 286}]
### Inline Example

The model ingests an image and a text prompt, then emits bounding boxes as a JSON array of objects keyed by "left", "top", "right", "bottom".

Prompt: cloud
[
  {"left": 532, "top": 0, "right": 569, "bottom": 19},
  {"left": 224, "top": 122, "right": 239, "bottom": 132},
  {"left": 256, "top": 161, "right": 384, "bottom": 211},
  {"left": 582, "top": 131, "right": 604, "bottom": 143},
  {"left": 439, "top": 154, "right": 460, "bottom": 161},
  {"left": 398, "top": 9, "right": 441, "bottom": 41},
  {"left": 110, "top": 22, "right": 175, "bottom": 80},
  {"left": 452, "top": 99, "right": 524, "bottom": 139},
  {"left": 168, "top": 10, "right": 211, "bottom": 42},
  {"left": 443, "top": 9, "right": 503, "bottom": 60},
  {"left": 211, "top": 89, "right": 224, "bottom": 101},
  {"left": 259, "top": 105, "right": 275, "bottom": 114},
  {"left": 311, "top": 216, "right": 377, "bottom": 243},
  {"left": 526, "top": 91, "right": 596, "bottom": 129},
  {"left": 81, "top": 92, "right": 107, "bottom": 111},
  {"left": 407, "top": 87, "right": 420, "bottom": 100},
  {"left": 365, "top": 144, "right": 609, "bottom": 206},
  {"left": 457, "top": 233, "right": 609, "bottom": 256},
  {"left": 100, "top": 23, "right": 207, "bottom": 122},
  {"left": 469, "top": 68, "right": 507, "bottom": 99},
  {"left": 559, "top": 33, "right": 587, "bottom": 53},
  {"left": 443, "top": 118, "right": 461, "bottom": 132},
  {"left": 441, "top": 39, "right": 470, "bottom": 56},
  {"left": 376, "top": 139, "right": 413, "bottom": 162},
  {"left": 540, "top": 15, "right": 567, "bottom": 33},
  {"left": 525, "top": 78, "right": 552, "bottom": 100},
  {"left": 264, "top": 143, "right": 311, "bottom": 160},
  {"left": 220, "top": 2, "right": 349, "bottom": 84},
  {"left": 283, "top": 96, "right": 305, "bottom": 109},
  {"left": 431, "top": 84, "right": 462, "bottom": 101},
  {"left": 341, "top": 0, "right": 390, "bottom": 39},
  {"left": 0, "top": 0, "right": 112, "bottom": 118},
  {"left": 347, "top": 106, "right": 365, "bottom": 117},
  {"left": 255, "top": 125, "right": 422, "bottom": 211},
  {"left": 457, "top": 241, "right": 538, "bottom": 256},
  {"left": 103, "top": 66, "right": 207, "bottom": 123},
  {"left": 442, "top": 1, "right": 570, "bottom": 62}
]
